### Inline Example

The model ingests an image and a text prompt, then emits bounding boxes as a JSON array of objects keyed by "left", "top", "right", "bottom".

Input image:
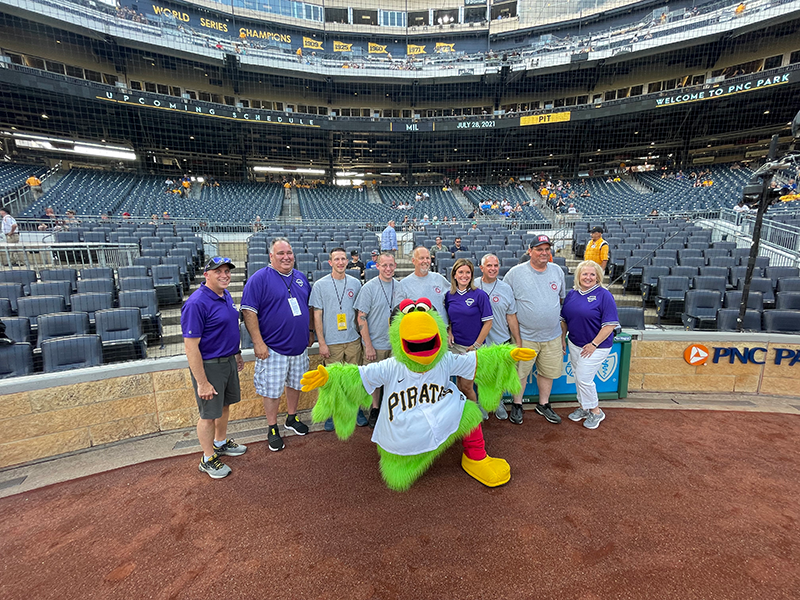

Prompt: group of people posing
[{"left": 182, "top": 235, "right": 619, "bottom": 479}]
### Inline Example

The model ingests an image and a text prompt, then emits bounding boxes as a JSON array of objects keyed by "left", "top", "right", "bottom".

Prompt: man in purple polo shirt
[
  {"left": 182, "top": 257, "right": 246, "bottom": 480},
  {"left": 242, "top": 237, "right": 315, "bottom": 452}
]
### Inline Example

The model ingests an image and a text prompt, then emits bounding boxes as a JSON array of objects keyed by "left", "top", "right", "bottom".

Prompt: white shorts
[{"left": 254, "top": 349, "right": 309, "bottom": 399}]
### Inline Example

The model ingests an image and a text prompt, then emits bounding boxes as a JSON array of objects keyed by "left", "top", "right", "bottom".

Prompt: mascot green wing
[
  {"left": 474, "top": 343, "right": 523, "bottom": 412},
  {"left": 309, "top": 363, "right": 372, "bottom": 440}
]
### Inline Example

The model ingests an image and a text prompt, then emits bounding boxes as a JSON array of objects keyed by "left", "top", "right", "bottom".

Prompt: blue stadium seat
[
  {"left": 17, "top": 295, "right": 66, "bottom": 329},
  {"left": 0, "top": 343, "right": 33, "bottom": 378},
  {"left": 41, "top": 335, "right": 103, "bottom": 373},
  {"left": 95, "top": 308, "right": 148, "bottom": 362}
]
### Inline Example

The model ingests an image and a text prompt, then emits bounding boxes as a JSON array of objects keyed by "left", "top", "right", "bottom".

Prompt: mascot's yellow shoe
[{"left": 461, "top": 454, "right": 511, "bottom": 487}]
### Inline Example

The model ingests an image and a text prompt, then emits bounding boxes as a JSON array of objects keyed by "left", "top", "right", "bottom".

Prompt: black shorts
[{"left": 190, "top": 354, "right": 241, "bottom": 420}]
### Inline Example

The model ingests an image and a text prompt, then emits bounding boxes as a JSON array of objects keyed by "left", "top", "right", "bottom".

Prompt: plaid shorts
[{"left": 253, "top": 349, "right": 309, "bottom": 399}]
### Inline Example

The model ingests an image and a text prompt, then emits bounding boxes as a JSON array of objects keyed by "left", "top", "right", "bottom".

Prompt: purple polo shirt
[
  {"left": 444, "top": 288, "right": 493, "bottom": 346},
  {"left": 181, "top": 283, "right": 241, "bottom": 359},
  {"left": 560, "top": 285, "right": 619, "bottom": 348},
  {"left": 240, "top": 265, "right": 310, "bottom": 356}
]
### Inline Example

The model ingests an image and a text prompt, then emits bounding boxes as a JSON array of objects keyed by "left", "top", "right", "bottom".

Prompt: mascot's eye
[
  {"left": 414, "top": 303, "right": 430, "bottom": 312},
  {"left": 399, "top": 299, "right": 417, "bottom": 314}
]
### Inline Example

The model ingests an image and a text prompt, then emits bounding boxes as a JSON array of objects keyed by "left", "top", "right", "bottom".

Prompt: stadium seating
[
  {"left": 0, "top": 343, "right": 33, "bottom": 378},
  {"left": 41, "top": 335, "right": 103, "bottom": 373}
]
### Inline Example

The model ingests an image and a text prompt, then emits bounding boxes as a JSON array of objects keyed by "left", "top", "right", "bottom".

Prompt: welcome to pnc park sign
[{"left": 684, "top": 344, "right": 800, "bottom": 366}]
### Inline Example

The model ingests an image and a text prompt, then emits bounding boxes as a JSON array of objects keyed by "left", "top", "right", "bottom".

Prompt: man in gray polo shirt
[
  {"left": 309, "top": 247, "right": 363, "bottom": 429},
  {"left": 475, "top": 253, "right": 522, "bottom": 420},
  {"left": 399, "top": 246, "right": 450, "bottom": 325},
  {"left": 354, "top": 252, "right": 403, "bottom": 427},
  {"left": 503, "top": 235, "right": 566, "bottom": 426}
]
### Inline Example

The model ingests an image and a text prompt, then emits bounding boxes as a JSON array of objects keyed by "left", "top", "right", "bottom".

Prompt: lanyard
[
  {"left": 331, "top": 276, "right": 347, "bottom": 311},
  {"left": 479, "top": 278, "right": 498, "bottom": 297},
  {"left": 379, "top": 278, "right": 395, "bottom": 313},
  {"left": 271, "top": 266, "right": 295, "bottom": 298}
]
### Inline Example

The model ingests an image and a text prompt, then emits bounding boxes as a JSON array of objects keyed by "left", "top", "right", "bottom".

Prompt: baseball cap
[
  {"left": 371, "top": 249, "right": 379, "bottom": 255},
  {"left": 591, "top": 226, "right": 604, "bottom": 234},
  {"left": 529, "top": 235, "right": 552, "bottom": 248},
  {"left": 351, "top": 249, "right": 359, "bottom": 256},
  {"left": 204, "top": 256, "right": 236, "bottom": 272}
]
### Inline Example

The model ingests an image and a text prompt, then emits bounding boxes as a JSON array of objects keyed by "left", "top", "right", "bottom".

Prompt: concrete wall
[{"left": 3, "top": 331, "right": 800, "bottom": 469}]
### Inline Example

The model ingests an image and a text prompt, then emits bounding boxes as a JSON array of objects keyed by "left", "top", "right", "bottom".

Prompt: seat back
[
  {"left": 41, "top": 335, "right": 103, "bottom": 373},
  {"left": 716, "top": 308, "right": 761, "bottom": 331},
  {"left": 71, "top": 292, "right": 113, "bottom": 321},
  {"left": 0, "top": 270, "right": 37, "bottom": 294},
  {"left": 691, "top": 276, "right": 727, "bottom": 293},
  {"left": 17, "top": 295, "right": 66, "bottom": 327},
  {"left": 119, "top": 266, "right": 149, "bottom": 279},
  {"left": 119, "top": 277, "right": 154, "bottom": 291},
  {"left": 30, "top": 281, "right": 73, "bottom": 306},
  {"left": 616, "top": 306, "right": 645, "bottom": 329},
  {"left": 670, "top": 266, "right": 699, "bottom": 279},
  {"left": 0, "top": 282, "right": 24, "bottom": 312},
  {"left": 81, "top": 267, "right": 114, "bottom": 281},
  {"left": 3, "top": 317, "right": 31, "bottom": 344},
  {"left": 765, "top": 266, "right": 800, "bottom": 287},
  {"left": 775, "top": 292, "right": 800, "bottom": 310},
  {"left": 684, "top": 290, "right": 722, "bottom": 317},
  {"left": 119, "top": 290, "right": 159, "bottom": 318},
  {"left": 77, "top": 278, "right": 115, "bottom": 296},
  {"left": 152, "top": 264, "right": 181, "bottom": 285},
  {"left": 763, "top": 310, "right": 800, "bottom": 333},
  {"left": 40, "top": 268, "right": 78, "bottom": 291},
  {"left": 0, "top": 343, "right": 33, "bottom": 378},
  {"left": 656, "top": 276, "right": 690, "bottom": 299},
  {"left": 95, "top": 307, "right": 144, "bottom": 342},
  {"left": 777, "top": 277, "right": 800, "bottom": 292},
  {"left": 37, "top": 312, "right": 90, "bottom": 347},
  {"left": 723, "top": 290, "right": 764, "bottom": 311}
]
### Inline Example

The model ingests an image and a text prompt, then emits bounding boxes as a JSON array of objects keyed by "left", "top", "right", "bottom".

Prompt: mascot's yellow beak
[{"left": 398, "top": 310, "right": 442, "bottom": 366}]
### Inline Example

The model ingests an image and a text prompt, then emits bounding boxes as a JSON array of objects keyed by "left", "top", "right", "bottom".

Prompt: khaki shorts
[
  {"left": 516, "top": 337, "right": 564, "bottom": 381},
  {"left": 363, "top": 347, "right": 392, "bottom": 364},
  {"left": 327, "top": 339, "right": 362, "bottom": 366}
]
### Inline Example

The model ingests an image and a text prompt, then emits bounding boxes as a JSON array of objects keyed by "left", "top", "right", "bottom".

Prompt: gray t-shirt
[
  {"left": 309, "top": 273, "right": 362, "bottom": 345},
  {"left": 354, "top": 276, "right": 403, "bottom": 351},
  {"left": 474, "top": 277, "right": 517, "bottom": 346},
  {"left": 503, "top": 261, "right": 565, "bottom": 342},
  {"left": 399, "top": 272, "right": 450, "bottom": 325}
]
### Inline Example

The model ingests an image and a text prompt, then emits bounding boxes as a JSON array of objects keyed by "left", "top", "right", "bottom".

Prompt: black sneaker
[
  {"left": 535, "top": 403, "right": 562, "bottom": 424},
  {"left": 509, "top": 403, "right": 524, "bottom": 425},
  {"left": 284, "top": 415, "right": 308, "bottom": 436},
  {"left": 215, "top": 438, "right": 247, "bottom": 456},
  {"left": 267, "top": 425, "right": 284, "bottom": 452},
  {"left": 368, "top": 407, "right": 380, "bottom": 428}
]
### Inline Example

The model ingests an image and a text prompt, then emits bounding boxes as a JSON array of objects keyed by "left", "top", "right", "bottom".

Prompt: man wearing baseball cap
[
  {"left": 365, "top": 250, "right": 379, "bottom": 269},
  {"left": 584, "top": 226, "right": 609, "bottom": 271},
  {"left": 502, "top": 235, "right": 566, "bottom": 426},
  {"left": 181, "top": 256, "right": 246, "bottom": 479}
]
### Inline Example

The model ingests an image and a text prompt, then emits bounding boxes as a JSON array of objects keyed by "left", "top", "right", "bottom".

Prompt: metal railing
[{"left": 1, "top": 241, "right": 140, "bottom": 270}]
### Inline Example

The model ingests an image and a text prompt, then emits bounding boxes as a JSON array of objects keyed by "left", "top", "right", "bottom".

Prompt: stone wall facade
[
  {"left": 3, "top": 339, "right": 799, "bottom": 469},
  {"left": 1, "top": 355, "right": 323, "bottom": 470}
]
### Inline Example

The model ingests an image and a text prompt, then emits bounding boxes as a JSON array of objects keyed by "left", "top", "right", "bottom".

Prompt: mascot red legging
[{"left": 301, "top": 297, "right": 536, "bottom": 491}]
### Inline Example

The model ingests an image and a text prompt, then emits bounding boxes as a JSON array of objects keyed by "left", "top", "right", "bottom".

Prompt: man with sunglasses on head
[
  {"left": 242, "top": 238, "right": 315, "bottom": 452},
  {"left": 182, "top": 257, "right": 246, "bottom": 479}
]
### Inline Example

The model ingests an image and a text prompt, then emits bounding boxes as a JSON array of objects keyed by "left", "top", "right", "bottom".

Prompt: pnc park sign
[{"left": 684, "top": 344, "right": 800, "bottom": 366}]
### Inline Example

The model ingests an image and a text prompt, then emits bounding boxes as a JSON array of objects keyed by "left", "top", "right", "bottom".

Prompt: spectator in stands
[
  {"left": 429, "top": 236, "right": 446, "bottom": 268},
  {"left": 149, "top": 214, "right": 159, "bottom": 225},
  {"left": 450, "top": 236, "right": 468, "bottom": 258},
  {"left": 37, "top": 207, "right": 62, "bottom": 231},
  {"left": 733, "top": 200, "right": 751, "bottom": 214},
  {"left": 445, "top": 258, "right": 493, "bottom": 420},
  {"left": 649, "top": 208, "right": 659, "bottom": 216},
  {"left": 381, "top": 219, "right": 397, "bottom": 255},
  {"left": 310, "top": 247, "right": 364, "bottom": 430},
  {"left": 25, "top": 174, "right": 43, "bottom": 198},
  {"left": 476, "top": 253, "right": 522, "bottom": 419},
  {"left": 64, "top": 210, "right": 79, "bottom": 227},
  {"left": 348, "top": 250, "right": 365, "bottom": 278},
  {"left": 1, "top": 209, "right": 20, "bottom": 263},
  {"left": 365, "top": 250, "right": 379, "bottom": 269},
  {"left": 252, "top": 216, "right": 264, "bottom": 232},
  {"left": 503, "top": 235, "right": 566, "bottom": 426},
  {"left": 182, "top": 257, "right": 246, "bottom": 479},
  {"left": 355, "top": 251, "right": 403, "bottom": 428},
  {"left": 400, "top": 246, "right": 450, "bottom": 325},
  {"left": 560, "top": 260, "right": 619, "bottom": 430},
  {"left": 241, "top": 238, "right": 313, "bottom": 452},
  {"left": 584, "top": 226, "right": 609, "bottom": 271}
]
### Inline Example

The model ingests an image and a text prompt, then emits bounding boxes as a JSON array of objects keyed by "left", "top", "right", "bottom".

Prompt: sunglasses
[{"left": 205, "top": 257, "right": 233, "bottom": 270}]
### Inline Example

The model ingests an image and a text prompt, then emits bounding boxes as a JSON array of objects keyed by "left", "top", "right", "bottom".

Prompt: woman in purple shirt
[
  {"left": 560, "top": 260, "right": 619, "bottom": 430},
  {"left": 444, "top": 258, "right": 493, "bottom": 416}
]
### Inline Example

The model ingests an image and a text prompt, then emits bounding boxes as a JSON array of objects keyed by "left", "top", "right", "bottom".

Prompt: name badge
[
  {"left": 288, "top": 297, "right": 302, "bottom": 316},
  {"left": 337, "top": 312, "right": 348, "bottom": 331}
]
